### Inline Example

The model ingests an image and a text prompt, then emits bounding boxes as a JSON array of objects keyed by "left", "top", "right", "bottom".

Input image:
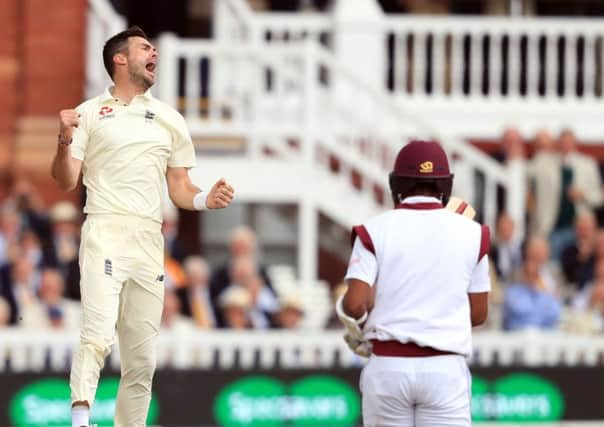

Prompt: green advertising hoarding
[
  {"left": 213, "top": 375, "right": 360, "bottom": 427},
  {"left": 8, "top": 377, "right": 159, "bottom": 427},
  {"left": 1, "top": 367, "right": 601, "bottom": 426},
  {"left": 472, "top": 373, "right": 565, "bottom": 421}
]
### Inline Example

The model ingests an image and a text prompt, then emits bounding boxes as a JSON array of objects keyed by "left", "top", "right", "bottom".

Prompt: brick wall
[
  {"left": 9, "top": 0, "right": 87, "bottom": 205},
  {"left": 0, "top": 0, "right": 19, "bottom": 178},
  {"left": 21, "top": 0, "right": 86, "bottom": 116}
]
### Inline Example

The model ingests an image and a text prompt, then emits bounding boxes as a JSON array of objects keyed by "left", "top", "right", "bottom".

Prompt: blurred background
[{"left": 2, "top": 0, "right": 604, "bottom": 425}]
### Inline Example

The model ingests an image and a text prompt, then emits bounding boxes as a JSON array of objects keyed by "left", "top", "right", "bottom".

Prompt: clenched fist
[
  {"left": 58, "top": 109, "right": 80, "bottom": 142},
  {"left": 206, "top": 178, "right": 235, "bottom": 209}
]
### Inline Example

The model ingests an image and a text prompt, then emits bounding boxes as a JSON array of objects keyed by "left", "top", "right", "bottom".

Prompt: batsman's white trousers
[
  {"left": 360, "top": 354, "right": 472, "bottom": 427},
  {"left": 70, "top": 214, "right": 165, "bottom": 427}
]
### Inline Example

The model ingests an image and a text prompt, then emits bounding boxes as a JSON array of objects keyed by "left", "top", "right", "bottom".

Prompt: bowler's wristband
[{"left": 193, "top": 191, "right": 208, "bottom": 210}]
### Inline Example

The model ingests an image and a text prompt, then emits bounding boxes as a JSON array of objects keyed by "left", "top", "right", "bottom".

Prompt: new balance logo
[
  {"left": 156, "top": 274, "right": 164, "bottom": 282},
  {"left": 104, "top": 259, "right": 113, "bottom": 276}
]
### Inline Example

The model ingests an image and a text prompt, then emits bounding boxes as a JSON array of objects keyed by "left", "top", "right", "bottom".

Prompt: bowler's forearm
[
  {"left": 51, "top": 146, "right": 79, "bottom": 191},
  {"left": 169, "top": 181, "right": 201, "bottom": 210}
]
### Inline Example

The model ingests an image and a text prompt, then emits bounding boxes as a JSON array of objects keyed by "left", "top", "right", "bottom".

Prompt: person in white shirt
[
  {"left": 337, "top": 140, "right": 490, "bottom": 427},
  {"left": 50, "top": 26, "right": 234, "bottom": 427},
  {"left": 180, "top": 255, "right": 216, "bottom": 328},
  {"left": 20, "top": 268, "right": 81, "bottom": 330}
]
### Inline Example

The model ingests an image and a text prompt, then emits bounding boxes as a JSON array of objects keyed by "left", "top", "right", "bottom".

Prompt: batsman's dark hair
[{"left": 103, "top": 26, "right": 149, "bottom": 81}]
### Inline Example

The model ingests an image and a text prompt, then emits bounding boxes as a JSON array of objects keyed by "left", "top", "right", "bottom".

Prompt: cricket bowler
[{"left": 51, "top": 26, "right": 234, "bottom": 427}]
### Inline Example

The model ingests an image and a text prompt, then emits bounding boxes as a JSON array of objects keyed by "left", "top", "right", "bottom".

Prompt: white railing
[
  {"left": 238, "top": 8, "right": 604, "bottom": 139},
  {"left": 1, "top": 329, "right": 604, "bottom": 372},
  {"left": 256, "top": 13, "right": 331, "bottom": 46},
  {"left": 249, "top": 11, "right": 604, "bottom": 102},
  {"left": 384, "top": 16, "right": 604, "bottom": 100},
  {"left": 85, "top": 0, "right": 126, "bottom": 98},
  {"left": 156, "top": 35, "right": 524, "bottom": 233}
]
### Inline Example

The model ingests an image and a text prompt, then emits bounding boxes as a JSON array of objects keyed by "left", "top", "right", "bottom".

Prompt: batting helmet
[{"left": 389, "top": 140, "right": 454, "bottom": 205}]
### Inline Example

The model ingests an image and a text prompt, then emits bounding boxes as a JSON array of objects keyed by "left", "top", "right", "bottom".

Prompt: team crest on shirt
[
  {"left": 145, "top": 110, "right": 155, "bottom": 123},
  {"left": 98, "top": 106, "right": 115, "bottom": 120}
]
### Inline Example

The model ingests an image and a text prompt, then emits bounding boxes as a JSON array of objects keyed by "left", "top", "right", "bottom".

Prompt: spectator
[
  {"left": 20, "top": 229, "right": 43, "bottom": 268},
  {"left": 527, "top": 129, "right": 560, "bottom": 237},
  {"left": 275, "top": 293, "right": 305, "bottom": 329},
  {"left": 20, "top": 268, "right": 80, "bottom": 330},
  {"left": 490, "top": 212, "right": 523, "bottom": 283},
  {"left": 162, "top": 203, "right": 187, "bottom": 263},
  {"left": 0, "top": 296, "right": 10, "bottom": 327},
  {"left": 551, "top": 130, "right": 602, "bottom": 258},
  {"left": 178, "top": 255, "right": 216, "bottom": 328},
  {"left": 45, "top": 201, "right": 81, "bottom": 300},
  {"left": 1, "top": 257, "right": 39, "bottom": 324},
  {"left": 569, "top": 258, "right": 604, "bottom": 333},
  {"left": 161, "top": 289, "right": 194, "bottom": 331},
  {"left": 209, "top": 226, "right": 274, "bottom": 310},
  {"left": 490, "top": 127, "right": 526, "bottom": 216},
  {"left": 11, "top": 179, "right": 52, "bottom": 243},
  {"left": 234, "top": 258, "right": 279, "bottom": 329},
  {"left": 560, "top": 210, "right": 598, "bottom": 290},
  {"left": 0, "top": 203, "right": 22, "bottom": 267},
  {"left": 503, "top": 237, "right": 562, "bottom": 331},
  {"left": 495, "top": 127, "right": 525, "bottom": 163},
  {"left": 164, "top": 250, "right": 187, "bottom": 290},
  {"left": 219, "top": 285, "right": 252, "bottom": 329}
]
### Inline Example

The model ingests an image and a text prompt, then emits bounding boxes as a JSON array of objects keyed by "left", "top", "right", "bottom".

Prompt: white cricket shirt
[
  {"left": 345, "top": 196, "right": 491, "bottom": 357},
  {"left": 71, "top": 88, "right": 196, "bottom": 223}
]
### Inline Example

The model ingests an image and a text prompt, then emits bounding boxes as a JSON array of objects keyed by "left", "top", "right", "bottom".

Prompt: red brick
[
  {"left": 21, "top": 0, "right": 87, "bottom": 115},
  {"left": 0, "top": 0, "right": 18, "bottom": 57},
  {"left": 0, "top": 0, "right": 18, "bottom": 138}
]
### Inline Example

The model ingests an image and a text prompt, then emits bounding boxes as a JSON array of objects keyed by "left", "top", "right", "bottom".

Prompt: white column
[
  {"left": 526, "top": 33, "right": 539, "bottom": 97},
  {"left": 508, "top": 34, "right": 520, "bottom": 97},
  {"left": 545, "top": 33, "right": 557, "bottom": 98},
  {"left": 157, "top": 33, "right": 179, "bottom": 109},
  {"left": 298, "top": 41, "right": 319, "bottom": 285},
  {"left": 394, "top": 33, "right": 408, "bottom": 93},
  {"left": 432, "top": 32, "right": 445, "bottom": 96},
  {"left": 489, "top": 33, "right": 502, "bottom": 96},
  {"left": 185, "top": 54, "right": 201, "bottom": 121},
  {"left": 470, "top": 33, "right": 482, "bottom": 96},
  {"left": 413, "top": 32, "right": 426, "bottom": 96},
  {"left": 451, "top": 33, "right": 465, "bottom": 97},
  {"left": 584, "top": 35, "right": 596, "bottom": 98},
  {"left": 565, "top": 35, "right": 577, "bottom": 98},
  {"left": 333, "top": 0, "right": 385, "bottom": 93}
]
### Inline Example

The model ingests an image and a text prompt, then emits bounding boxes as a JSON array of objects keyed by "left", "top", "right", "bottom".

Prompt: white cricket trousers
[
  {"left": 70, "top": 214, "right": 165, "bottom": 427},
  {"left": 360, "top": 354, "right": 472, "bottom": 427}
]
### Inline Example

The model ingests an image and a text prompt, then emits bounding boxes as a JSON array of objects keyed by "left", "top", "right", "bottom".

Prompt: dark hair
[{"left": 102, "top": 26, "right": 149, "bottom": 80}]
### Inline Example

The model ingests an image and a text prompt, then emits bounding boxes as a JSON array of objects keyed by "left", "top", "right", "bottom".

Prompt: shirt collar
[
  {"left": 396, "top": 196, "right": 443, "bottom": 210},
  {"left": 100, "top": 86, "right": 154, "bottom": 104}
]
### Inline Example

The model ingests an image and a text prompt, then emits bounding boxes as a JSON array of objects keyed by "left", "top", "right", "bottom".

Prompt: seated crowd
[
  {"left": 0, "top": 182, "right": 304, "bottom": 332},
  {"left": 490, "top": 128, "right": 604, "bottom": 333},
  {"left": 1, "top": 127, "right": 604, "bottom": 334}
]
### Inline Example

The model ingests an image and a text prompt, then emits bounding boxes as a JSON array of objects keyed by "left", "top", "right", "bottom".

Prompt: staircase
[
  {"left": 156, "top": 2, "right": 525, "bottom": 284},
  {"left": 83, "top": 0, "right": 539, "bottom": 283}
]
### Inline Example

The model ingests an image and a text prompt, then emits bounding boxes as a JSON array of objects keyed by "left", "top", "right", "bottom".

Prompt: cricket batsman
[
  {"left": 51, "top": 26, "right": 234, "bottom": 427},
  {"left": 337, "top": 140, "right": 490, "bottom": 426}
]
